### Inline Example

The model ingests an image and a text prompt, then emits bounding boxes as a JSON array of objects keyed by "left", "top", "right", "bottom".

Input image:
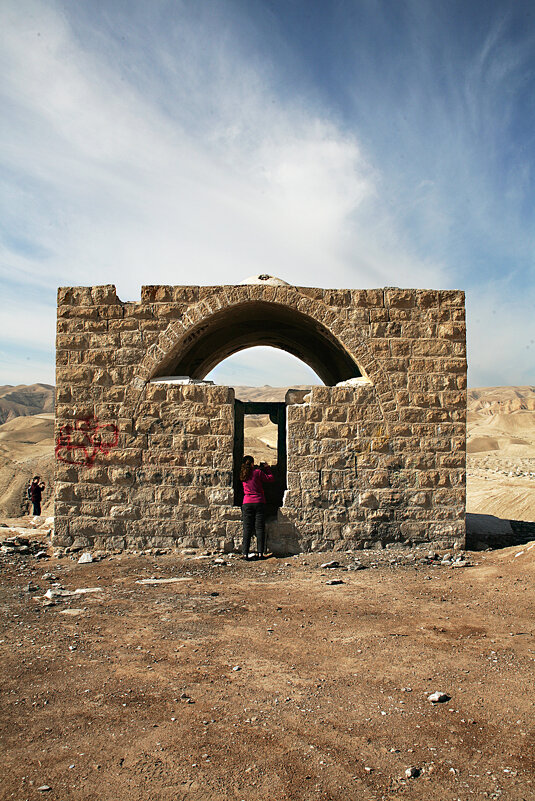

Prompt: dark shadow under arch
[{"left": 154, "top": 302, "right": 362, "bottom": 386}]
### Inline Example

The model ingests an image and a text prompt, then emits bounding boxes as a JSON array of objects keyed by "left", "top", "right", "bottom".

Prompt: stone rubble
[{"left": 427, "top": 691, "right": 451, "bottom": 703}]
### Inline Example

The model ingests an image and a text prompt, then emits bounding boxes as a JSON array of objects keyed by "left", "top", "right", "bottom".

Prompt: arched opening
[
  {"left": 149, "top": 301, "right": 365, "bottom": 523},
  {"left": 205, "top": 346, "right": 323, "bottom": 389},
  {"left": 204, "top": 346, "right": 324, "bottom": 519},
  {"left": 154, "top": 301, "right": 362, "bottom": 386}
]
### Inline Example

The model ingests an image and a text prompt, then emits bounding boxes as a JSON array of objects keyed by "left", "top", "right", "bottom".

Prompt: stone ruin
[{"left": 54, "top": 276, "right": 467, "bottom": 554}]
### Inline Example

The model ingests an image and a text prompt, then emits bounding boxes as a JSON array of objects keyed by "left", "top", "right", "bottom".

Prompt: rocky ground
[{"left": 0, "top": 520, "right": 533, "bottom": 801}]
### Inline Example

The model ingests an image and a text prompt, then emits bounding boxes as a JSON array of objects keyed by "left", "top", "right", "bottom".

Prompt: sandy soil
[
  {"left": 466, "top": 387, "right": 535, "bottom": 521},
  {"left": 244, "top": 414, "right": 278, "bottom": 464},
  {"left": 0, "top": 415, "right": 54, "bottom": 518},
  {"left": 1, "top": 523, "right": 534, "bottom": 801}
]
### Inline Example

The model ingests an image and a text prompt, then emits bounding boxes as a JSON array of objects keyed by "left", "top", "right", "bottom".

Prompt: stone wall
[{"left": 54, "top": 283, "right": 466, "bottom": 552}]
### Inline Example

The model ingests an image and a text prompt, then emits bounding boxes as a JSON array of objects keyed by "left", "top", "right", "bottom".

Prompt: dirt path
[{"left": 1, "top": 534, "right": 534, "bottom": 800}]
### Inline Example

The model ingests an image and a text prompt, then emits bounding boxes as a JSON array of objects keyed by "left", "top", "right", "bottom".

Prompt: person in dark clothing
[
  {"left": 28, "top": 476, "right": 45, "bottom": 516},
  {"left": 240, "top": 455, "right": 275, "bottom": 560}
]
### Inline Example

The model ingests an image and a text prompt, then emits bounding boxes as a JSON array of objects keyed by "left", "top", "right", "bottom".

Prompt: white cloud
[
  {"left": 0, "top": 351, "right": 55, "bottom": 387},
  {"left": 0, "top": 0, "right": 444, "bottom": 301},
  {"left": 0, "top": 0, "right": 532, "bottom": 387},
  {"left": 0, "top": 301, "right": 55, "bottom": 351},
  {"left": 467, "top": 284, "right": 535, "bottom": 387}
]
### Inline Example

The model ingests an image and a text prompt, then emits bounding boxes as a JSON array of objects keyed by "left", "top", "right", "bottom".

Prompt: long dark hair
[{"left": 240, "top": 455, "right": 254, "bottom": 482}]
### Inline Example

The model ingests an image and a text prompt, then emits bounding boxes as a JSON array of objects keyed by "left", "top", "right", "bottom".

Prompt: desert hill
[
  {"left": 0, "top": 384, "right": 55, "bottom": 516},
  {"left": 0, "top": 383, "right": 54, "bottom": 425},
  {"left": 0, "top": 411, "right": 55, "bottom": 517},
  {"left": 468, "top": 385, "right": 535, "bottom": 415},
  {"left": 466, "top": 386, "right": 535, "bottom": 520},
  {"left": 233, "top": 385, "right": 315, "bottom": 402},
  {"left": 0, "top": 383, "right": 533, "bottom": 523}
]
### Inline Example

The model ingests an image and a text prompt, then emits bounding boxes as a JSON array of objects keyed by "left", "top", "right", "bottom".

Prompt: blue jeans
[{"left": 241, "top": 503, "right": 266, "bottom": 555}]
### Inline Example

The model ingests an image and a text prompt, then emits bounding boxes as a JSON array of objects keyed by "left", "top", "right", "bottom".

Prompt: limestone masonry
[{"left": 54, "top": 281, "right": 467, "bottom": 553}]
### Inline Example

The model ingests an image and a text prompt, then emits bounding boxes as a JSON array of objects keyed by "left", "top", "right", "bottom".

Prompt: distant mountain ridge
[
  {"left": 0, "top": 384, "right": 54, "bottom": 425},
  {"left": 468, "top": 386, "right": 535, "bottom": 416},
  {"left": 233, "top": 385, "right": 315, "bottom": 402}
]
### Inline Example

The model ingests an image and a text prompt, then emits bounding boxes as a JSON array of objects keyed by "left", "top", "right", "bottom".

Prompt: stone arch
[
  {"left": 156, "top": 302, "right": 360, "bottom": 385},
  {"left": 121, "top": 287, "right": 399, "bottom": 423}
]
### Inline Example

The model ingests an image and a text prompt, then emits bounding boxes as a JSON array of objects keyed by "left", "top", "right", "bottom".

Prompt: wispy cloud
[{"left": 0, "top": 0, "right": 533, "bottom": 386}]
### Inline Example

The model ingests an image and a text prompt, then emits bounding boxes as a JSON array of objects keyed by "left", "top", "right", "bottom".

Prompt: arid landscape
[
  {"left": 0, "top": 384, "right": 534, "bottom": 800},
  {"left": 1, "top": 383, "right": 535, "bottom": 523}
]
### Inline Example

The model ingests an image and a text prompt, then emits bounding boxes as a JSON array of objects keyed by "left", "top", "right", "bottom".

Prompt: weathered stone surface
[{"left": 54, "top": 283, "right": 466, "bottom": 552}]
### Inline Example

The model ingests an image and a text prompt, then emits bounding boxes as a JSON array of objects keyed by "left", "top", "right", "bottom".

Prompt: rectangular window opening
[{"left": 232, "top": 400, "right": 287, "bottom": 518}]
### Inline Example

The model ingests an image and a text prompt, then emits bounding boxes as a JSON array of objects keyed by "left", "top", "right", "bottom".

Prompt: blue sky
[{"left": 1, "top": 0, "right": 534, "bottom": 387}]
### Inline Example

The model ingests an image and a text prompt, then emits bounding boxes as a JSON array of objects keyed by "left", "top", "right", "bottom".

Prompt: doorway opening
[{"left": 233, "top": 400, "right": 287, "bottom": 519}]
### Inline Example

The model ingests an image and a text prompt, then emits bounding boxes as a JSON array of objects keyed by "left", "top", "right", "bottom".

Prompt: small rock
[
  {"left": 78, "top": 552, "right": 93, "bottom": 564},
  {"left": 405, "top": 767, "right": 420, "bottom": 779},
  {"left": 41, "top": 573, "right": 56, "bottom": 581},
  {"left": 232, "top": 665, "right": 241, "bottom": 671},
  {"left": 37, "top": 786, "right": 52, "bottom": 792},
  {"left": 427, "top": 691, "right": 450, "bottom": 703},
  {"left": 325, "top": 579, "right": 345, "bottom": 585},
  {"left": 35, "top": 550, "right": 49, "bottom": 559},
  {"left": 321, "top": 560, "right": 340, "bottom": 569},
  {"left": 26, "top": 582, "right": 40, "bottom": 593},
  {"left": 213, "top": 558, "right": 227, "bottom": 565}
]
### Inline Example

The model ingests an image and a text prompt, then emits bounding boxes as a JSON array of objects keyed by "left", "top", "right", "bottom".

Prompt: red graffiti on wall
[{"left": 55, "top": 417, "right": 119, "bottom": 467}]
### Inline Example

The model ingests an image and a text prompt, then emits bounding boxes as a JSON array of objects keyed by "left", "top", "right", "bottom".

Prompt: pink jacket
[{"left": 242, "top": 466, "right": 275, "bottom": 504}]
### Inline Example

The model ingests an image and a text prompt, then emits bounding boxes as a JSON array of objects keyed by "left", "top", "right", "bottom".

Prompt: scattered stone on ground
[
  {"left": 1, "top": 518, "right": 534, "bottom": 801},
  {"left": 427, "top": 691, "right": 451, "bottom": 703},
  {"left": 405, "top": 767, "right": 421, "bottom": 779}
]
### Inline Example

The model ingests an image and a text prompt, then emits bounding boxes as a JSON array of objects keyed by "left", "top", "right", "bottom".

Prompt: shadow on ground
[{"left": 466, "top": 512, "right": 535, "bottom": 550}]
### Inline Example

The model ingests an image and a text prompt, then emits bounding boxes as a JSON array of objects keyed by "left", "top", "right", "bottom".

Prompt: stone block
[
  {"left": 385, "top": 288, "right": 416, "bottom": 308},
  {"left": 439, "top": 289, "right": 465, "bottom": 306},
  {"left": 323, "top": 406, "right": 348, "bottom": 422},
  {"left": 156, "top": 486, "right": 180, "bottom": 503},
  {"left": 300, "top": 471, "right": 320, "bottom": 490},
  {"left": 359, "top": 491, "right": 379, "bottom": 509},
  {"left": 416, "top": 289, "right": 439, "bottom": 308},
  {"left": 141, "top": 285, "right": 173, "bottom": 303},
  {"left": 351, "top": 289, "right": 384, "bottom": 307},
  {"left": 207, "top": 487, "right": 233, "bottom": 505}
]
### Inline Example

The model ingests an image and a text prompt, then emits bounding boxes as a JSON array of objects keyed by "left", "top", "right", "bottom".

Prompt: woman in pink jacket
[{"left": 240, "top": 455, "right": 275, "bottom": 559}]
